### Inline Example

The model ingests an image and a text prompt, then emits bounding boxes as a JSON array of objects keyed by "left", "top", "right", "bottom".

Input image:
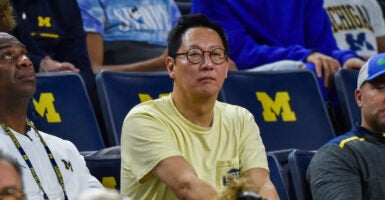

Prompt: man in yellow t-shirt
[{"left": 120, "top": 14, "right": 279, "bottom": 200}]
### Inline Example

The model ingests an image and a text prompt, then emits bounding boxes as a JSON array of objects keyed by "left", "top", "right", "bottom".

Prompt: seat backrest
[
  {"left": 29, "top": 72, "right": 105, "bottom": 152},
  {"left": 288, "top": 149, "right": 316, "bottom": 200},
  {"left": 267, "top": 153, "right": 290, "bottom": 200},
  {"left": 85, "top": 153, "right": 121, "bottom": 190},
  {"left": 334, "top": 69, "right": 360, "bottom": 130},
  {"left": 95, "top": 71, "right": 173, "bottom": 146},
  {"left": 220, "top": 70, "right": 335, "bottom": 151}
]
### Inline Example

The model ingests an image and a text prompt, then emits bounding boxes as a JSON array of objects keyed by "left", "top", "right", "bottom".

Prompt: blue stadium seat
[
  {"left": 334, "top": 69, "right": 360, "bottom": 130},
  {"left": 220, "top": 70, "right": 335, "bottom": 151},
  {"left": 267, "top": 153, "right": 290, "bottom": 200},
  {"left": 85, "top": 146, "right": 121, "bottom": 190},
  {"left": 288, "top": 150, "right": 316, "bottom": 200},
  {"left": 28, "top": 72, "right": 105, "bottom": 152},
  {"left": 95, "top": 71, "right": 173, "bottom": 146}
]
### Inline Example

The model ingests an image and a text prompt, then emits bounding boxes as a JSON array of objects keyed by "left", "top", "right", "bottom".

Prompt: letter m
[
  {"left": 138, "top": 93, "right": 169, "bottom": 102},
  {"left": 33, "top": 93, "right": 61, "bottom": 123},
  {"left": 38, "top": 16, "right": 51, "bottom": 27},
  {"left": 256, "top": 91, "right": 296, "bottom": 122}
]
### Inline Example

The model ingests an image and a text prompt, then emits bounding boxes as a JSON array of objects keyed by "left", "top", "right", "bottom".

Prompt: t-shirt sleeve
[
  {"left": 238, "top": 109, "right": 268, "bottom": 173},
  {"left": 307, "top": 144, "right": 362, "bottom": 199},
  {"left": 121, "top": 112, "right": 182, "bottom": 182},
  {"left": 77, "top": 0, "right": 105, "bottom": 35}
]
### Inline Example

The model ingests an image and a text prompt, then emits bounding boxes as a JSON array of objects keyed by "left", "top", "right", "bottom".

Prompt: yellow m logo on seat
[
  {"left": 256, "top": 91, "right": 296, "bottom": 122},
  {"left": 33, "top": 93, "right": 61, "bottom": 123},
  {"left": 138, "top": 93, "right": 169, "bottom": 102},
  {"left": 102, "top": 177, "right": 117, "bottom": 189}
]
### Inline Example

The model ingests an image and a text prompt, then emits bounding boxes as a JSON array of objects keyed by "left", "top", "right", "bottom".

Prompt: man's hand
[
  {"left": 39, "top": 56, "right": 80, "bottom": 73},
  {"left": 306, "top": 52, "right": 340, "bottom": 87}
]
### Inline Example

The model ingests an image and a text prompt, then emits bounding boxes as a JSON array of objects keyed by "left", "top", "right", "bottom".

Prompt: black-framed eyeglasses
[
  {"left": 0, "top": 187, "right": 25, "bottom": 200},
  {"left": 174, "top": 48, "right": 228, "bottom": 65}
]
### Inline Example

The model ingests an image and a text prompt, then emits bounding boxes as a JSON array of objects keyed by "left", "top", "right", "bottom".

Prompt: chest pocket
[{"left": 216, "top": 160, "right": 240, "bottom": 191}]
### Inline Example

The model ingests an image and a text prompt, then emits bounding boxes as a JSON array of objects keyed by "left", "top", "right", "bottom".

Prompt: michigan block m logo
[
  {"left": 38, "top": 16, "right": 52, "bottom": 27},
  {"left": 138, "top": 93, "right": 169, "bottom": 102},
  {"left": 33, "top": 92, "right": 61, "bottom": 123},
  {"left": 256, "top": 91, "right": 296, "bottom": 122}
]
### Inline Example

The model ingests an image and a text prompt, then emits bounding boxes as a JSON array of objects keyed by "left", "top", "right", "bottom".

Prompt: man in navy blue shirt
[{"left": 307, "top": 53, "right": 385, "bottom": 199}]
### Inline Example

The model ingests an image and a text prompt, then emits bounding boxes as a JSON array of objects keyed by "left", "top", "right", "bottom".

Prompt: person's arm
[
  {"left": 307, "top": 145, "right": 362, "bottom": 199},
  {"left": 55, "top": 0, "right": 95, "bottom": 91},
  {"left": 152, "top": 156, "right": 217, "bottom": 200},
  {"left": 39, "top": 56, "right": 80, "bottom": 72},
  {"left": 238, "top": 110, "right": 279, "bottom": 200},
  {"left": 305, "top": 52, "right": 340, "bottom": 87},
  {"left": 376, "top": 35, "right": 385, "bottom": 53},
  {"left": 191, "top": 0, "right": 313, "bottom": 70},
  {"left": 86, "top": 32, "right": 168, "bottom": 73},
  {"left": 242, "top": 168, "right": 279, "bottom": 200},
  {"left": 341, "top": 57, "right": 365, "bottom": 70}
]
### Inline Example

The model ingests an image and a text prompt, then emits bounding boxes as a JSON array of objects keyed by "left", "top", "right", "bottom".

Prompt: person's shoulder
[
  {"left": 328, "top": 131, "right": 356, "bottom": 144},
  {"left": 314, "top": 130, "right": 364, "bottom": 161},
  {"left": 327, "top": 129, "right": 363, "bottom": 148},
  {"left": 128, "top": 95, "right": 171, "bottom": 116},
  {"left": 216, "top": 101, "right": 254, "bottom": 117},
  {"left": 38, "top": 130, "right": 78, "bottom": 150}
]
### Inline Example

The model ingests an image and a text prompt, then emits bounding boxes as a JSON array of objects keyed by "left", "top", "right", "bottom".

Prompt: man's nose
[
  {"left": 16, "top": 54, "right": 33, "bottom": 68},
  {"left": 202, "top": 52, "right": 214, "bottom": 65}
]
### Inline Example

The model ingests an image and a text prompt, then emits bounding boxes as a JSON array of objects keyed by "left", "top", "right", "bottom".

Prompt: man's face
[
  {"left": 0, "top": 39, "right": 35, "bottom": 99},
  {"left": 0, "top": 160, "right": 24, "bottom": 200},
  {"left": 167, "top": 27, "right": 229, "bottom": 98},
  {"left": 356, "top": 75, "right": 385, "bottom": 132}
]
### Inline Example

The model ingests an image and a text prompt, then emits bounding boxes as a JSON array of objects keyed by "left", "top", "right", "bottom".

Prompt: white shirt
[
  {"left": 324, "top": 0, "right": 385, "bottom": 59},
  {"left": 0, "top": 124, "right": 103, "bottom": 200}
]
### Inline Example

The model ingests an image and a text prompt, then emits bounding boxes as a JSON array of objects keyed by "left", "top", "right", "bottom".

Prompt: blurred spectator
[
  {"left": 10, "top": 0, "right": 108, "bottom": 140},
  {"left": 0, "top": 0, "right": 16, "bottom": 32},
  {"left": 0, "top": 151, "right": 25, "bottom": 200},
  {"left": 324, "top": 0, "right": 385, "bottom": 60},
  {"left": 9, "top": 0, "right": 95, "bottom": 93},
  {"left": 77, "top": 0, "right": 181, "bottom": 73},
  {"left": 191, "top": 0, "right": 365, "bottom": 90}
]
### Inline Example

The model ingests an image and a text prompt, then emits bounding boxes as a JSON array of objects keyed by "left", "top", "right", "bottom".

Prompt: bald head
[{"left": 0, "top": 32, "right": 22, "bottom": 48}]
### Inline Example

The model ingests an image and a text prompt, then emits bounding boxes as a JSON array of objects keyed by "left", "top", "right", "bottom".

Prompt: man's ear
[
  {"left": 355, "top": 89, "right": 362, "bottom": 107},
  {"left": 165, "top": 57, "right": 175, "bottom": 79}
]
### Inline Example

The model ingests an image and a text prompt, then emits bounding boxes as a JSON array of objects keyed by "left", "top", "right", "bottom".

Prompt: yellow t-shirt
[{"left": 121, "top": 94, "right": 268, "bottom": 200}]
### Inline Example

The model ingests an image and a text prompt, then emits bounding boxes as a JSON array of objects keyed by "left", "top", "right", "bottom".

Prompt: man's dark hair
[{"left": 167, "top": 14, "right": 229, "bottom": 58}]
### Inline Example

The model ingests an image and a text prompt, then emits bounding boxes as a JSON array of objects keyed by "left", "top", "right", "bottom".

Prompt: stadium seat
[
  {"left": 28, "top": 72, "right": 105, "bottom": 152},
  {"left": 95, "top": 71, "right": 173, "bottom": 146},
  {"left": 288, "top": 149, "right": 316, "bottom": 200},
  {"left": 334, "top": 69, "right": 360, "bottom": 131},
  {"left": 220, "top": 70, "right": 335, "bottom": 151},
  {"left": 85, "top": 146, "right": 121, "bottom": 190},
  {"left": 267, "top": 153, "right": 290, "bottom": 200}
]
